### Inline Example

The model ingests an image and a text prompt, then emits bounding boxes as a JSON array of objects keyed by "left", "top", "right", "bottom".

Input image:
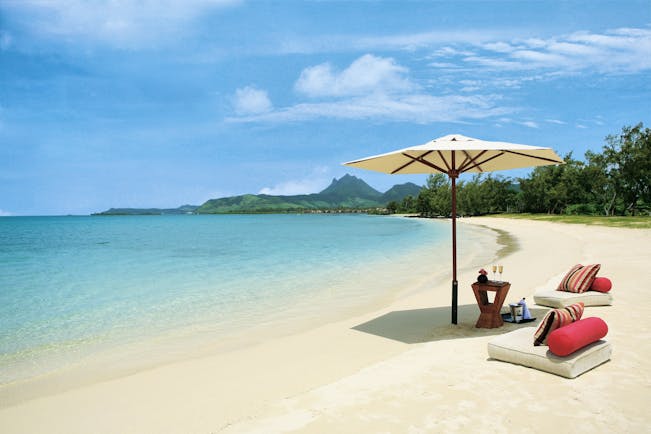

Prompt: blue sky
[{"left": 1, "top": 0, "right": 650, "bottom": 215}]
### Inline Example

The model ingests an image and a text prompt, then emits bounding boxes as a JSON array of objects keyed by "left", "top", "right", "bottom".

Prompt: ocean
[{"left": 0, "top": 214, "right": 495, "bottom": 388}]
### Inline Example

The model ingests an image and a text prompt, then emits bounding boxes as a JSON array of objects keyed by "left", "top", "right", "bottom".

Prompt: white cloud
[
  {"left": 482, "top": 42, "right": 515, "bottom": 53},
  {"left": 294, "top": 54, "right": 415, "bottom": 97},
  {"left": 432, "top": 46, "right": 476, "bottom": 57},
  {"left": 463, "top": 56, "right": 526, "bottom": 71},
  {"left": 460, "top": 27, "right": 651, "bottom": 74},
  {"left": 233, "top": 86, "right": 272, "bottom": 115},
  {"left": 4, "top": 0, "right": 241, "bottom": 48},
  {"left": 459, "top": 80, "right": 482, "bottom": 92},
  {"left": 428, "top": 61, "right": 461, "bottom": 69},
  {"left": 0, "top": 209, "right": 12, "bottom": 217},
  {"left": 231, "top": 26, "right": 651, "bottom": 125},
  {"left": 314, "top": 26, "right": 650, "bottom": 76},
  {"left": 354, "top": 30, "right": 508, "bottom": 52},
  {"left": 520, "top": 121, "right": 539, "bottom": 129},
  {"left": 230, "top": 92, "right": 510, "bottom": 124},
  {"left": 230, "top": 54, "right": 512, "bottom": 124},
  {"left": 545, "top": 119, "right": 567, "bottom": 125},
  {"left": 510, "top": 49, "right": 567, "bottom": 65},
  {"left": 522, "top": 38, "right": 548, "bottom": 49},
  {"left": 492, "top": 117, "right": 541, "bottom": 129},
  {"left": 259, "top": 168, "right": 331, "bottom": 195}
]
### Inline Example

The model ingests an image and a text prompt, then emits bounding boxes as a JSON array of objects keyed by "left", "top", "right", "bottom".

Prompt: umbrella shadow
[{"left": 352, "top": 305, "right": 550, "bottom": 344}]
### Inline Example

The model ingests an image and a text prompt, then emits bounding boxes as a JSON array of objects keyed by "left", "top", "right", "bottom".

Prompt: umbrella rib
[
  {"left": 458, "top": 153, "right": 471, "bottom": 172},
  {"left": 458, "top": 150, "right": 488, "bottom": 173},
  {"left": 461, "top": 152, "right": 504, "bottom": 172},
  {"left": 437, "top": 150, "right": 451, "bottom": 172},
  {"left": 393, "top": 151, "right": 447, "bottom": 174},
  {"left": 391, "top": 150, "right": 433, "bottom": 174},
  {"left": 503, "top": 150, "right": 564, "bottom": 164}
]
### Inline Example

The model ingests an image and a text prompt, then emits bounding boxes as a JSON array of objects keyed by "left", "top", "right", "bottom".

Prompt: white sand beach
[{"left": 1, "top": 218, "right": 649, "bottom": 433}]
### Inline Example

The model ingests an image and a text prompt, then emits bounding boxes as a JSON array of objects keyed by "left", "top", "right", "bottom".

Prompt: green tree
[
  {"left": 417, "top": 174, "right": 451, "bottom": 217},
  {"left": 518, "top": 153, "right": 590, "bottom": 214},
  {"left": 584, "top": 151, "right": 615, "bottom": 215},
  {"left": 457, "top": 176, "right": 482, "bottom": 216},
  {"left": 518, "top": 164, "right": 560, "bottom": 213},
  {"left": 601, "top": 123, "right": 651, "bottom": 215},
  {"left": 400, "top": 195, "right": 417, "bottom": 213},
  {"left": 479, "top": 175, "right": 518, "bottom": 214}
]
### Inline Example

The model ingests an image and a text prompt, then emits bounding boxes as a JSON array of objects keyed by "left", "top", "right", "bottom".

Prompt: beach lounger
[
  {"left": 487, "top": 327, "right": 612, "bottom": 378},
  {"left": 533, "top": 288, "right": 613, "bottom": 308}
]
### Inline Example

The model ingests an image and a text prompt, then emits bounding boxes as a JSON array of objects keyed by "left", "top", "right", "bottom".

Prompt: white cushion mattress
[
  {"left": 534, "top": 289, "right": 613, "bottom": 308},
  {"left": 487, "top": 327, "right": 612, "bottom": 378}
]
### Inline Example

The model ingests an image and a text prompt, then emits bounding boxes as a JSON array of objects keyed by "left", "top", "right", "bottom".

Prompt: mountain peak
[{"left": 319, "top": 174, "right": 382, "bottom": 199}]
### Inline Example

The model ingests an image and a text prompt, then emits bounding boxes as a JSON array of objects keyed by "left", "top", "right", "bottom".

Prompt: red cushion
[
  {"left": 547, "top": 317, "right": 608, "bottom": 357},
  {"left": 591, "top": 277, "right": 612, "bottom": 293}
]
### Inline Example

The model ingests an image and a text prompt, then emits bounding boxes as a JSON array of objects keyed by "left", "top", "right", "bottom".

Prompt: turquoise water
[{"left": 0, "top": 214, "right": 490, "bottom": 386}]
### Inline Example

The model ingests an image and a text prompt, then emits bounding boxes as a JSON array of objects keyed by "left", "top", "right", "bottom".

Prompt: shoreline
[
  {"left": 2, "top": 218, "right": 648, "bottom": 433},
  {"left": 0, "top": 216, "right": 501, "bottom": 408}
]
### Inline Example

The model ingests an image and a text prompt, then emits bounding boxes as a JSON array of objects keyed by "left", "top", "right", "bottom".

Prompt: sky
[{"left": 1, "top": 0, "right": 650, "bottom": 215}]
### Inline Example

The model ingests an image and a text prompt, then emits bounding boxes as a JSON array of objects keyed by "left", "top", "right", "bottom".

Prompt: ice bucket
[{"left": 509, "top": 303, "right": 523, "bottom": 323}]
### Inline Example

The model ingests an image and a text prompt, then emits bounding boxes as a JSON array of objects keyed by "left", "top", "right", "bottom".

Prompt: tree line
[{"left": 387, "top": 123, "right": 650, "bottom": 217}]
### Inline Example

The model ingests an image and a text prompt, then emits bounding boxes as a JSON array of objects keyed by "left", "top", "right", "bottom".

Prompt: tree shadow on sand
[{"left": 352, "top": 304, "right": 550, "bottom": 344}]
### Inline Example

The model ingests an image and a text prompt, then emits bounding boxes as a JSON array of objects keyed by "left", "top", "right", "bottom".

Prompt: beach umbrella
[{"left": 344, "top": 134, "right": 564, "bottom": 324}]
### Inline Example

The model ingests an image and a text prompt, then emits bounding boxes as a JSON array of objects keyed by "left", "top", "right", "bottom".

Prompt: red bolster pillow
[
  {"left": 547, "top": 317, "right": 608, "bottom": 357},
  {"left": 590, "top": 277, "right": 612, "bottom": 293}
]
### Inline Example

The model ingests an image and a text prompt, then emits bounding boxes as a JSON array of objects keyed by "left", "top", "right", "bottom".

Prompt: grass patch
[{"left": 493, "top": 214, "right": 651, "bottom": 229}]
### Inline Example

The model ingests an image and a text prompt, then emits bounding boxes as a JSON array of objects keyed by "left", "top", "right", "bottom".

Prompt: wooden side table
[{"left": 472, "top": 281, "right": 511, "bottom": 328}]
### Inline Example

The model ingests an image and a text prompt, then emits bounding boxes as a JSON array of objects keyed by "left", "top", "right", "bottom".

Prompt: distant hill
[
  {"left": 196, "top": 175, "right": 422, "bottom": 213},
  {"left": 92, "top": 175, "right": 423, "bottom": 215},
  {"left": 93, "top": 205, "right": 198, "bottom": 216},
  {"left": 382, "top": 183, "right": 423, "bottom": 203}
]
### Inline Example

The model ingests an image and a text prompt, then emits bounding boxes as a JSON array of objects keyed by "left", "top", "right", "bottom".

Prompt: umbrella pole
[{"left": 450, "top": 164, "right": 458, "bottom": 325}]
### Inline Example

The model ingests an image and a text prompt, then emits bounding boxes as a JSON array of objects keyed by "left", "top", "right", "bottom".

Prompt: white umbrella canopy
[
  {"left": 344, "top": 134, "right": 564, "bottom": 325},
  {"left": 344, "top": 134, "right": 564, "bottom": 175}
]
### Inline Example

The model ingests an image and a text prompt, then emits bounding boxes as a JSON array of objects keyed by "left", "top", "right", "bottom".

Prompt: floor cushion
[
  {"left": 534, "top": 288, "right": 613, "bottom": 308},
  {"left": 548, "top": 317, "right": 608, "bottom": 357},
  {"left": 487, "top": 327, "right": 612, "bottom": 378}
]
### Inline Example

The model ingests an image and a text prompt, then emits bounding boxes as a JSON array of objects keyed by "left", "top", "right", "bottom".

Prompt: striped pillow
[
  {"left": 557, "top": 264, "right": 601, "bottom": 293},
  {"left": 533, "top": 302, "right": 585, "bottom": 346}
]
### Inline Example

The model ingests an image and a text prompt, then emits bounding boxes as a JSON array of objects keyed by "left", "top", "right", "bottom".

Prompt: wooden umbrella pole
[{"left": 450, "top": 151, "right": 458, "bottom": 325}]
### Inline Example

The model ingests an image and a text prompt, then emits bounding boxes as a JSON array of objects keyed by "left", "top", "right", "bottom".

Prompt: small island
[{"left": 92, "top": 174, "right": 422, "bottom": 215}]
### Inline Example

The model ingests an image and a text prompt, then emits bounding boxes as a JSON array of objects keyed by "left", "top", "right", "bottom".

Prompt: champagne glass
[
  {"left": 492, "top": 265, "right": 497, "bottom": 281},
  {"left": 498, "top": 264, "right": 504, "bottom": 282}
]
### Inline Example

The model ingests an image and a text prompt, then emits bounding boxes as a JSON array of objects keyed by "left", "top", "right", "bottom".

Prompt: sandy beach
[{"left": 1, "top": 217, "right": 649, "bottom": 433}]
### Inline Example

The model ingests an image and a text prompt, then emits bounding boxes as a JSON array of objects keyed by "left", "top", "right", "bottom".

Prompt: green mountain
[
  {"left": 319, "top": 174, "right": 383, "bottom": 201},
  {"left": 92, "top": 175, "right": 422, "bottom": 215},
  {"left": 93, "top": 205, "right": 198, "bottom": 216},
  {"left": 382, "top": 183, "right": 423, "bottom": 203},
  {"left": 195, "top": 175, "right": 422, "bottom": 214}
]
